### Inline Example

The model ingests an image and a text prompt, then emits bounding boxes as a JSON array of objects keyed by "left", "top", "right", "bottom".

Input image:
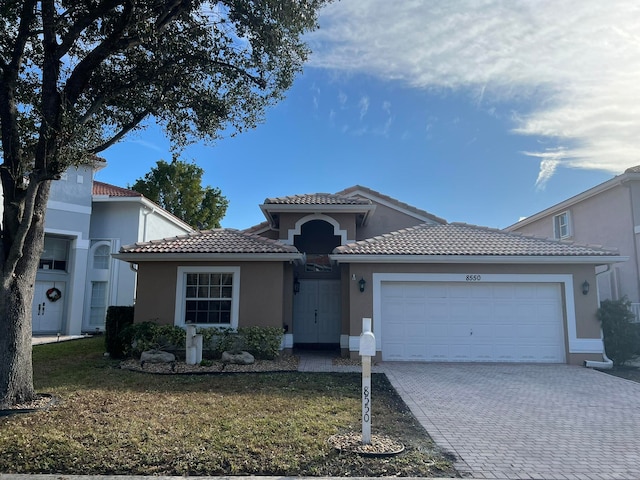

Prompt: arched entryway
[{"left": 292, "top": 219, "right": 342, "bottom": 348}]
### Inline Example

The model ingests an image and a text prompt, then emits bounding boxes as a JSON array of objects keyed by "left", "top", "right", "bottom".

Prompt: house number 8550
[{"left": 465, "top": 274, "right": 481, "bottom": 282}]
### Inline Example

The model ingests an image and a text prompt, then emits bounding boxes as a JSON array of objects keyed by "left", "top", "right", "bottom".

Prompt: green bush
[
  {"left": 119, "top": 323, "right": 284, "bottom": 360},
  {"left": 198, "top": 326, "right": 283, "bottom": 359},
  {"left": 238, "top": 326, "right": 283, "bottom": 359},
  {"left": 198, "top": 327, "right": 239, "bottom": 357},
  {"left": 120, "top": 322, "right": 186, "bottom": 357},
  {"left": 104, "top": 306, "right": 134, "bottom": 358},
  {"left": 598, "top": 297, "right": 640, "bottom": 366}
]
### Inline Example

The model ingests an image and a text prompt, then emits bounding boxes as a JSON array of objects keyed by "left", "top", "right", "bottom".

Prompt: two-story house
[
  {"left": 32, "top": 162, "right": 193, "bottom": 336},
  {"left": 506, "top": 166, "right": 640, "bottom": 316}
]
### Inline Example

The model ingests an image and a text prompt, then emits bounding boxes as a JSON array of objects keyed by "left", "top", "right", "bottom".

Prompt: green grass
[{"left": 0, "top": 337, "right": 457, "bottom": 477}]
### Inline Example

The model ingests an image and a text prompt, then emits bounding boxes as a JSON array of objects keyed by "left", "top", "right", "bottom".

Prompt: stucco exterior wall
[
  {"left": 338, "top": 261, "right": 601, "bottom": 365},
  {"left": 511, "top": 184, "right": 637, "bottom": 302},
  {"left": 356, "top": 201, "right": 439, "bottom": 239},
  {"left": 134, "top": 261, "right": 287, "bottom": 329}
]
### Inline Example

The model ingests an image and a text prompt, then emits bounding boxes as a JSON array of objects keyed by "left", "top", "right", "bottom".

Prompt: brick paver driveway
[{"left": 381, "top": 363, "right": 640, "bottom": 480}]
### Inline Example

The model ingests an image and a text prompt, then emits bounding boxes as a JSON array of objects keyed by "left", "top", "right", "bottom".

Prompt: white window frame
[
  {"left": 174, "top": 266, "right": 240, "bottom": 329},
  {"left": 553, "top": 211, "right": 571, "bottom": 239}
]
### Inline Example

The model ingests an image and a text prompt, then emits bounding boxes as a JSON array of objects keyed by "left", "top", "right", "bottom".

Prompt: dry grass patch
[{"left": 0, "top": 337, "right": 457, "bottom": 477}]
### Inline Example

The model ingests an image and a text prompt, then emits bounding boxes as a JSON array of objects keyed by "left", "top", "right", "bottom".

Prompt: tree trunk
[
  {"left": 0, "top": 180, "right": 51, "bottom": 408},
  {"left": 0, "top": 280, "right": 37, "bottom": 408}
]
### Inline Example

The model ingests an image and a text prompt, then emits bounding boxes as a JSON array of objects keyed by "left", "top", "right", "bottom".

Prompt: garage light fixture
[
  {"left": 293, "top": 277, "right": 300, "bottom": 295},
  {"left": 582, "top": 280, "right": 590, "bottom": 295},
  {"left": 359, "top": 277, "right": 366, "bottom": 293}
]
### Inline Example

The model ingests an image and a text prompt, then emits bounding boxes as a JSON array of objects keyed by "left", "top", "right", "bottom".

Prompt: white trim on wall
[
  {"left": 366, "top": 272, "right": 596, "bottom": 356},
  {"left": 284, "top": 213, "right": 354, "bottom": 245},
  {"left": 174, "top": 266, "right": 241, "bottom": 329}
]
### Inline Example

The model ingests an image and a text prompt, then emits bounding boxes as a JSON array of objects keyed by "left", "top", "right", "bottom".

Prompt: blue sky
[{"left": 96, "top": 0, "right": 638, "bottom": 230}]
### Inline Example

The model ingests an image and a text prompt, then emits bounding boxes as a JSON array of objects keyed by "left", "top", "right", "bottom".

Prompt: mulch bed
[{"left": 120, "top": 354, "right": 299, "bottom": 374}]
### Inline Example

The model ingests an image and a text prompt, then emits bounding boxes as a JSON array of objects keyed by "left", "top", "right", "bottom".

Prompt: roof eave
[
  {"left": 329, "top": 254, "right": 627, "bottom": 265},
  {"left": 260, "top": 203, "right": 377, "bottom": 228},
  {"left": 113, "top": 252, "right": 304, "bottom": 263},
  {"left": 93, "top": 196, "right": 194, "bottom": 232},
  {"left": 505, "top": 172, "right": 640, "bottom": 230}
]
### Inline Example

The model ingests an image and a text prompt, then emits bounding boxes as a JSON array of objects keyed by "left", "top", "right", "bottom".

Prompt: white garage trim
[{"left": 361, "top": 273, "right": 597, "bottom": 357}]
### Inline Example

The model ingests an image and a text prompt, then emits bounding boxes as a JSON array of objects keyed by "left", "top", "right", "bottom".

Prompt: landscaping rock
[
  {"left": 140, "top": 350, "right": 175, "bottom": 363},
  {"left": 221, "top": 351, "right": 255, "bottom": 365}
]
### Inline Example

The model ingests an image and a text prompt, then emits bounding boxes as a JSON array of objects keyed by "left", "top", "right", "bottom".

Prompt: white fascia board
[
  {"left": 113, "top": 252, "right": 304, "bottom": 263},
  {"left": 260, "top": 203, "right": 377, "bottom": 215},
  {"left": 329, "top": 254, "right": 628, "bottom": 265},
  {"left": 260, "top": 203, "right": 377, "bottom": 228},
  {"left": 505, "top": 174, "right": 639, "bottom": 230},
  {"left": 342, "top": 188, "right": 445, "bottom": 224},
  {"left": 93, "top": 195, "right": 193, "bottom": 232}
]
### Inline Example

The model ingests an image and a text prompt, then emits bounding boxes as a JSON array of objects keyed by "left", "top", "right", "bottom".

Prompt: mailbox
[{"left": 359, "top": 317, "right": 376, "bottom": 357}]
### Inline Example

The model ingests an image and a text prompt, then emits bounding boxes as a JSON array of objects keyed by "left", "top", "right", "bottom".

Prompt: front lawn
[{"left": 0, "top": 337, "right": 457, "bottom": 477}]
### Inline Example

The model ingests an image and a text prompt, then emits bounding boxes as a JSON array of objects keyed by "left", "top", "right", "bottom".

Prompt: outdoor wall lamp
[
  {"left": 293, "top": 277, "right": 300, "bottom": 295},
  {"left": 582, "top": 280, "right": 590, "bottom": 295},
  {"left": 359, "top": 277, "right": 366, "bottom": 293}
]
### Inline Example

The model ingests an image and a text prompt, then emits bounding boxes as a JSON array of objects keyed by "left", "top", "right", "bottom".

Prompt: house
[
  {"left": 32, "top": 165, "right": 193, "bottom": 336},
  {"left": 115, "top": 186, "right": 624, "bottom": 365},
  {"left": 506, "top": 166, "right": 640, "bottom": 316}
]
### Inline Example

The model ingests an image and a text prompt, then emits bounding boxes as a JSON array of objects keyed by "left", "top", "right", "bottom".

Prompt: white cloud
[
  {"left": 358, "top": 95, "right": 370, "bottom": 120},
  {"left": 337, "top": 91, "right": 348, "bottom": 108},
  {"left": 309, "top": 0, "right": 640, "bottom": 186}
]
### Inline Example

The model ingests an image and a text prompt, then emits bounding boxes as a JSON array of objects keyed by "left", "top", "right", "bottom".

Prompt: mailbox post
[{"left": 359, "top": 317, "right": 376, "bottom": 444}]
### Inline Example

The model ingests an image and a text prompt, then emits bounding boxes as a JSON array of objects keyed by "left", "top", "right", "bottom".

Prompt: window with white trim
[
  {"left": 89, "top": 281, "right": 108, "bottom": 326},
  {"left": 39, "top": 236, "right": 69, "bottom": 271},
  {"left": 93, "top": 244, "right": 111, "bottom": 269},
  {"left": 553, "top": 211, "right": 571, "bottom": 239},
  {"left": 175, "top": 267, "right": 240, "bottom": 328}
]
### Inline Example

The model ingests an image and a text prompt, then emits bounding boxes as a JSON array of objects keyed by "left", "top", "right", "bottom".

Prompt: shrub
[
  {"left": 198, "top": 327, "right": 239, "bottom": 357},
  {"left": 104, "top": 306, "right": 134, "bottom": 358},
  {"left": 120, "top": 322, "right": 186, "bottom": 357},
  {"left": 198, "top": 326, "right": 284, "bottom": 359},
  {"left": 598, "top": 297, "right": 640, "bottom": 366},
  {"left": 238, "top": 326, "right": 284, "bottom": 359}
]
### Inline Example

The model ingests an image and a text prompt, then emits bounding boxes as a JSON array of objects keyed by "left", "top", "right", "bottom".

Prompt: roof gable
[
  {"left": 507, "top": 168, "right": 640, "bottom": 230},
  {"left": 336, "top": 185, "right": 446, "bottom": 225}
]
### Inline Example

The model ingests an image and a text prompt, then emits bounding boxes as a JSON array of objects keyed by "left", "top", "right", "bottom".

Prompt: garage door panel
[{"left": 381, "top": 281, "right": 565, "bottom": 363}]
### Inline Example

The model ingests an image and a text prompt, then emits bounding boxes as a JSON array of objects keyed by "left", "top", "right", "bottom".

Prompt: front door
[
  {"left": 32, "top": 281, "right": 65, "bottom": 333},
  {"left": 293, "top": 279, "right": 341, "bottom": 345}
]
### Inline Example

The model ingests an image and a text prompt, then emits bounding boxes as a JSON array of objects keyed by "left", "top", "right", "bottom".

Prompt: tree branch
[
  {"left": 89, "top": 108, "right": 151, "bottom": 153},
  {"left": 55, "top": 0, "right": 124, "bottom": 60}
]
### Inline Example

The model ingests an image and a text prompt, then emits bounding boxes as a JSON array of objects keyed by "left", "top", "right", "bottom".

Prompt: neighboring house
[
  {"left": 506, "top": 166, "right": 640, "bottom": 316},
  {"left": 32, "top": 165, "right": 193, "bottom": 336},
  {"left": 115, "top": 185, "right": 623, "bottom": 365}
]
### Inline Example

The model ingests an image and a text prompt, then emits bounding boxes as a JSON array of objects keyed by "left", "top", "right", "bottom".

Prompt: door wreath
[{"left": 46, "top": 287, "right": 62, "bottom": 302}]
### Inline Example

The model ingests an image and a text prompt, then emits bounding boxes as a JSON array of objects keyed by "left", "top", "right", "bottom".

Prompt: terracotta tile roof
[
  {"left": 93, "top": 181, "right": 142, "bottom": 197},
  {"left": 264, "top": 193, "right": 372, "bottom": 206},
  {"left": 333, "top": 223, "right": 618, "bottom": 257},
  {"left": 120, "top": 229, "right": 299, "bottom": 254}
]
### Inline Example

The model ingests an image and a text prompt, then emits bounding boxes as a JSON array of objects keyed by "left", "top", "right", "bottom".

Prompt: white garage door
[{"left": 381, "top": 282, "right": 566, "bottom": 363}]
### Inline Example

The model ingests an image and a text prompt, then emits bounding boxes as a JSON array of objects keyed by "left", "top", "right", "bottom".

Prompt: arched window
[{"left": 93, "top": 244, "right": 111, "bottom": 270}]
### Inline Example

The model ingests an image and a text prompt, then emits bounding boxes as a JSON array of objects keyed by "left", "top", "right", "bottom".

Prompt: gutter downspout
[{"left": 584, "top": 264, "right": 613, "bottom": 369}]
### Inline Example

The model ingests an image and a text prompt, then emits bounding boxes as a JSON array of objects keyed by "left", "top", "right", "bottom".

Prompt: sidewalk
[{"left": 32, "top": 335, "right": 89, "bottom": 345}]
